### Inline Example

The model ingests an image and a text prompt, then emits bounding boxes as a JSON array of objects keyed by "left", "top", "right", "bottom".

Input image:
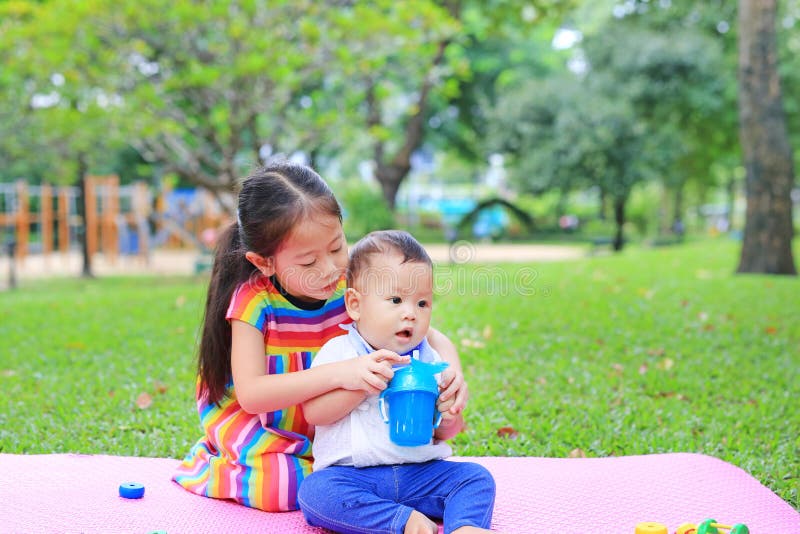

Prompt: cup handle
[
  {"left": 433, "top": 411, "right": 443, "bottom": 429},
  {"left": 378, "top": 392, "right": 389, "bottom": 423}
]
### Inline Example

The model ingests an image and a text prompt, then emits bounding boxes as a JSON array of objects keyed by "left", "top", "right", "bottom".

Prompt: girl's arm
[
  {"left": 303, "top": 347, "right": 408, "bottom": 425},
  {"left": 303, "top": 389, "right": 365, "bottom": 426},
  {"left": 427, "top": 327, "right": 469, "bottom": 414},
  {"left": 433, "top": 375, "right": 465, "bottom": 441},
  {"left": 231, "top": 321, "right": 406, "bottom": 415},
  {"left": 434, "top": 411, "right": 464, "bottom": 441}
]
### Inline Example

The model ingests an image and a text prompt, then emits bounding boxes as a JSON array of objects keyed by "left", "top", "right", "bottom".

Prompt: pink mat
[{"left": 1, "top": 453, "right": 797, "bottom": 533}]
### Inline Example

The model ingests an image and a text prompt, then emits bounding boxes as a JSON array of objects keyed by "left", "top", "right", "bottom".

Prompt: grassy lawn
[{"left": 1, "top": 238, "right": 797, "bottom": 508}]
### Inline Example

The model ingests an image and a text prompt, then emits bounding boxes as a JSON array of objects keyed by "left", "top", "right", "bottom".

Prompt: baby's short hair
[{"left": 347, "top": 230, "right": 432, "bottom": 287}]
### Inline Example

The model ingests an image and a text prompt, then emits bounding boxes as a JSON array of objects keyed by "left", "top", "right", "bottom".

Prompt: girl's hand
[
  {"left": 438, "top": 366, "right": 468, "bottom": 415},
  {"left": 435, "top": 394, "right": 464, "bottom": 440},
  {"left": 339, "top": 350, "right": 409, "bottom": 395},
  {"left": 436, "top": 395, "right": 458, "bottom": 424}
]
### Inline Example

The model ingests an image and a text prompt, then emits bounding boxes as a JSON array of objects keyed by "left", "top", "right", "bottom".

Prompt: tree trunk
[
  {"left": 725, "top": 173, "right": 736, "bottom": 231},
  {"left": 657, "top": 186, "right": 668, "bottom": 235},
  {"left": 736, "top": 0, "right": 797, "bottom": 275},
  {"left": 77, "top": 152, "right": 94, "bottom": 278},
  {"left": 555, "top": 188, "right": 568, "bottom": 219},
  {"left": 613, "top": 196, "right": 626, "bottom": 251},
  {"left": 369, "top": 40, "right": 449, "bottom": 212},
  {"left": 598, "top": 188, "right": 607, "bottom": 221},
  {"left": 672, "top": 183, "right": 684, "bottom": 230},
  {"left": 374, "top": 164, "right": 407, "bottom": 211}
]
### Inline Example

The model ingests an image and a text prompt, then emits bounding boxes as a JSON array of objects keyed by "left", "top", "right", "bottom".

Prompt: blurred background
[
  {"left": 0, "top": 0, "right": 797, "bottom": 280},
  {"left": 1, "top": 2, "right": 798, "bottom": 510}
]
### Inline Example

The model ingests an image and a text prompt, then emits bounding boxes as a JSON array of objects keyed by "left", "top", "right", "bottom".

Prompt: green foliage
[
  {"left": 0, "top": 0, "right": 796, "bottom": 244},
  {"left": 513, "top": 189, "right": 660, "bottom": 240},
  {"left": 0, "top": 240, "right": 797, "bottom": 508},
  {"left": 319, "top": 0, "right": 463, "bottom": 177},
  {"left": 625, "top": 183, "right": 663, "bottom": 237},
  {"left": 778, "top": 2, "right": 800, "bottom": 166},
  {"left": 581, "top": 19, "right": 731, "bottom": 194},
  {"left": 339, "top": 182, "right": 396, "bottom": 240},
  {"left": 427, "top": 11, "right": 567, "bottom": 162},
  {"left": 490, "top": 14, "right": 728, "bottom": 198},
  {"left": 317, "top": 0, "right": 578, "bottom": 208},
  {"left": 487, "top": 9, "right": 735, "bottom": 248},
  {"left": 490, "top": 76, "right": 652, "bottom": 202},
  {"left": 0, "top": 0, "right": 138, "bottom": 183},
  {"left": 110, "top": 0, "right": 326, "bottom": 192}
]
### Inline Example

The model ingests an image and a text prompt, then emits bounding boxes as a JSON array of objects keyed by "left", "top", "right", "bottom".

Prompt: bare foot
[{"left": 403, "top": 510, "right": 437, "bottom": 534}]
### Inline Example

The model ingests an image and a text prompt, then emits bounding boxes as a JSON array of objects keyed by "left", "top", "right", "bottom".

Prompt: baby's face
[{"left": 349, "top": 252, "right": 433, "bottom": 355}]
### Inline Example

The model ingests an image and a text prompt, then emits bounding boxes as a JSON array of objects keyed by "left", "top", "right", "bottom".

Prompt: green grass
[{"left": 1, "top": 239, "right": 798, "bottom": 508}]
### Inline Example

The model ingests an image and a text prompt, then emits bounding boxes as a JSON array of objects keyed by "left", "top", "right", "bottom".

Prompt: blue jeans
[{"left": 298, "top": 460, "right": 495, "bottom": 534}]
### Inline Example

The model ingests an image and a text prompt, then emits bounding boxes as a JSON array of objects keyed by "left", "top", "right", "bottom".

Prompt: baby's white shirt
[{"left": 309, "top": 324, "right": 452, "bottom": 470}]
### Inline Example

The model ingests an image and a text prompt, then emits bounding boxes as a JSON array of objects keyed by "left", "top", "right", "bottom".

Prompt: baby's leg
[
  {"left": 404, "top": 510, "right": 438, "bottom": 534},
  {"left": 298, "top": 465, "right": 418, "bottom": 534},
  {"left": 395, "top": 461, "right": 496, "bottom": 534}
]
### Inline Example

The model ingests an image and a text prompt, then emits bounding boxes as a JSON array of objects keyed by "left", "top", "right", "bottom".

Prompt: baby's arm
[
  {"left": 427, "top": 327, "right": 469, "bottom": 415},
  {"left": 230, "top": 321, "right": 405, "bottom": 414}
]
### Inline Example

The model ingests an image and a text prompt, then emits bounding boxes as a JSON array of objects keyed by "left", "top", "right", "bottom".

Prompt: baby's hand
[
  {"left": 340, "top": 350, "right": 409, "bottom": 395},
  {"left": 437, "top": 366, "right": 468, "bottom": 415}
]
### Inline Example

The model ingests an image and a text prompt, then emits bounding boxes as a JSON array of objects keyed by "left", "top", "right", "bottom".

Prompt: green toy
[{"left": 695, "top": 519, "right": 749, "bottom": 534}]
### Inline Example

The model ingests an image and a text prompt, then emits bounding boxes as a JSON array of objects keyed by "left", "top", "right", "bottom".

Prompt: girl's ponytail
[{"left": 197, "top": 221, "right": 252, "bottom": 405}]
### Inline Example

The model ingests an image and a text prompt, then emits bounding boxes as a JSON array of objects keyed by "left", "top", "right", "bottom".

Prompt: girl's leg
[
  {"left": 298, "top": 465, "right": 416, "bottom": 534},
  {"left": 395, "top": 461, "right": 496, "bottom": 534}
]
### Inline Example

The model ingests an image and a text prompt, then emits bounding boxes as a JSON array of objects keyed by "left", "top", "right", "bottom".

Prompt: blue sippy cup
[{"left": 378, "top": 356, "right": 449, "bottom": 447}]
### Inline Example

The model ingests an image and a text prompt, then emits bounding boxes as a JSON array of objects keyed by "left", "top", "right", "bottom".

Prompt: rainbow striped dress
[{"left": 173, "top": 273, "right": 349, "bottom": 512}]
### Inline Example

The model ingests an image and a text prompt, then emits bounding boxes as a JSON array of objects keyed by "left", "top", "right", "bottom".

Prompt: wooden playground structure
[{"left": 0, "top": 176, "right": 229, "bottom": 268}]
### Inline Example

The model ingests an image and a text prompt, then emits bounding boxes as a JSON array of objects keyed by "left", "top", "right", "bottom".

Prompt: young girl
[{"left": 173, "top": 162, "right": 468, "bottom": 512}]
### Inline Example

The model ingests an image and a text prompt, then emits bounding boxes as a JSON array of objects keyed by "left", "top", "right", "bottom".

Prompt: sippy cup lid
[{"left": 388, "top": 358, "right": 449, "bottom": 394}]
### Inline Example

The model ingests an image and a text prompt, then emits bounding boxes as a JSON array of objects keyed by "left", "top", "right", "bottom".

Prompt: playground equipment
[
  {"left": 0, "top": 177, "right": 230, "bottom": 272},
  {"left": 0, "top": 176, "right": 149, "bottom": 262},
  {"left": 0, "top": 180, "right": 78, "bottom": 259}
]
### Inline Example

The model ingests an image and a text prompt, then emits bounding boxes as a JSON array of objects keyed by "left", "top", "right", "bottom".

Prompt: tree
[
  {"left": 490, "top": 77, "right": 656, "bottom": 250},
  {"left": 0, "top": 2, "right": 60, "bottom": 184},
  {"left": 589, "top": 24, "right": 728, "bottom": 223},
  {"left": 3, "top": 1, "right": 578, "bottom": 219},
  {"left": 489, "top": 13, "right": 727, "bottom": 250},
  {"left": 107, "top": 1, "right": 332, "bottom": 211},
  {"left": 324, "top": 0, "right": 577, "bottom": 211},
  {"left": 736, "top": 0, "right": 796, "bottom": 275},
  {"left": 0, "top": 0, "right": 132, "bottom": 277},
  {"left": 428, "top": 14, "right": 567, "bottom": 166},
  {"left": 304, "top": 0, "right": 458, "bottom": 210}
]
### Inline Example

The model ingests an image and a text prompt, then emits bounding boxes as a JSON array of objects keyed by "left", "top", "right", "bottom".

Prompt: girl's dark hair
[
  {"left": 347, "top": 230, "right": 432, "bottom": 287},
  {"left": 199, "top": 161, "right": 342, "bottom": 405}
]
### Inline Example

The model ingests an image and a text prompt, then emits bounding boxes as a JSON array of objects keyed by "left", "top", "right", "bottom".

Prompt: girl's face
[{"left": 248, "top": 214, "right": 347, "bottom": 302}]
